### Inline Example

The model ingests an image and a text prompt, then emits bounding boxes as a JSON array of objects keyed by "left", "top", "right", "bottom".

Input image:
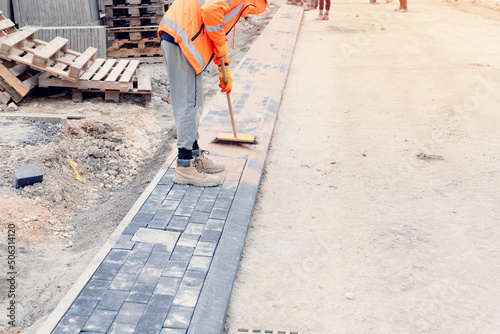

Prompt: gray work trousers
[{"left": 161, "top": 39, "right": 205, "bottom": 151}]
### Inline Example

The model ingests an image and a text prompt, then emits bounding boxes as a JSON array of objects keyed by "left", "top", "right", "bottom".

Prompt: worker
[{"left": 158, "top": 0, "right": 269, "bottom": 187}]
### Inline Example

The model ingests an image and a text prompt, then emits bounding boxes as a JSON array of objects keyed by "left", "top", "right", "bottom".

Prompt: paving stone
[
  {"left": 186, "top": 256, "right": 212, "bottom": 274},
  {"left": 154, "top": 276, "right": 182, "bottom": 296},
  {"left": 181, "top": 270, "right": 206, "bottom": 289},
  {"left": 158, "top": 168, "right": 175, "bottom": 185},
  {"left": 147, "top": 210, "right": 175, "bottom": 230},
  {"left": 176, "top": 233, "right": 200, "bottom": 248},
  {"left": 51, "top": 315, "right": 87, "bottom": 333},
  {"left": 159, "top": 199, "right": 181, "bottom": 211},
  {"left": 188, "top": 211, "right": 210, "bottom": 224},
  {"left": 166, "top": 184, "right": 189, "bottom": 201},
  {"left": 149, "top": 184, "right": 173, "bottom": 200},
  {"left": 119, "top": 246, "right": 153, "bottom": 274},
  {"left": 162, "top": 260, "right": 190, "bottom": 278},
  {"left": 82, "top": 309, "right": 117, "bottom": 333},
  {"left": 204, "top": 219, "right": 225, "bottom": 232},
  {"left": 135, "top": 242, "right": 156, "bottom": 252},
  {"left": 123, "top": 220, "right": 148, "bottom": 236},
  {"left": 209, "top": 198, "right": 233, "bottom": 220},
  {"left": 193, "top": 241, "right": 217, "bottom": 257},
  {"left": 115, "top": 302, "right": 147, "bottom": 325},
  {"left": 162, "top": 328, "right": 188, "bottom": 334},
  {"left": 199, "top": 229, "right": 222, "bottom": 244},
  {"left": 12, "top": 164, "right": 43, "bottom": 188},
  {"left": 96, "top": 290, "right": 129, "bottom": 311},
  {"left": 130, "top": 212, "right": 155, "bottom": 225},
  {"left": 109, "top": 272, "right": 139, "bottom": 291},
  {"left": 145, "top": 294, "right": 174, "bottom": 314},
  {"left": 166, "top": 216, "right": 190, "bottom": 232},
  {"left": 65, "top": 296, "right": 100, "bottom": 318},
  {"left": 79, "top": 279, "right": 110, "bottom": 299},
  {"left": 169, "top": 245, "right": 194, "bottom": 261},
  {"left": 163, "top": 306, "right": 194, "bottom": 329},
  {"left": 113, "top": 233, "right": 136, "bottom": 250},
  {"left": 184, "top": 223, "right": 205, "bottom": 235},
  {"left": 132, "top": 228, "right": 180, "bottom": 252},
  {"left": 174, "top": 203, "right": 196, "bottom": 217},
  {"left": 194, "top": 199, "right": 215, "bottom": 213},
  {"left": 172, "top": 285, "right": 202, "bottom": 308},
  {"left": 137, "top": 265, "right": 163, "bottom": 285},
  {"left": 127, "top": 282, "right": 156, "bottom": 304},
  {"left": 135, "top": 310, "right": 167, "bottom": 334},
  {"left": 107, "top": 322, "right": 137, "bottom": 334},
  {"left": 153, "top": 244, "right": 171, "bottom": 253}
]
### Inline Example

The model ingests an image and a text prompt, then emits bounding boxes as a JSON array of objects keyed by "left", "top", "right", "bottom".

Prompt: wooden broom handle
[{"left": 220, "top": 60, "right": 237, "bottom": 138}]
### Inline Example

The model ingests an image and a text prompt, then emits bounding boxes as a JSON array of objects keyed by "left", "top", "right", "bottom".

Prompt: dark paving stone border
[{"left": 40, "top": 5, "right": 303, "bottom": 334}]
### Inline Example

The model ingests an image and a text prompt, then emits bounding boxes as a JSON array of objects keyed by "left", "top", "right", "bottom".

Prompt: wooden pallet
[
  {"left": 106, "top": 15, "right": 161, "bottom": 28},
  {"left": 105, "top": 0, "right": 169, "bottom": 5},
  {"left": 105, "top": 4, "right": 168, "bottom": 17},
  {"left": 0, "top": 11, "right": 18, "bottom": 38},
  {"left": 39, "top": 58, "right": 143, "bottom": 93},
  {"left": 109, "top": 38, "right": 158, "bottom": 50},
  {"left": 107, "top": 45, "right": 161, "bottom": 58},
  {"left": 107, "top": 26, "right": 158, "bottom": 41},
  {"left": 0, "top": 27, "right": 98, "bottom": 82},
  {"left": 0, "top": 59, "right": 41, "bottom": 103},
  {"left": 71, "top": 67, "right": 152, "bottom": 103}
]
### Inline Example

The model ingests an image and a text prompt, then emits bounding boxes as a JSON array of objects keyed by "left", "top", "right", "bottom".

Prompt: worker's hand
[
  {"left": 215, "top": 43, "right": 229, "bottom": 58},
  {"left": 218, "top": 64, "right": 232, "bottom": 93}
]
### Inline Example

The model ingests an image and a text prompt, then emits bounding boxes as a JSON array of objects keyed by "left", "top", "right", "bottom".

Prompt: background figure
[
  {"left": 395, "top": 0, "right": 407, "bottom": 11},
  {"left": 314, "top": 0, "right": 330, "bottom": 20}
]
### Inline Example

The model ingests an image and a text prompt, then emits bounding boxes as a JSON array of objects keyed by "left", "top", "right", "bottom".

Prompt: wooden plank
[
  {"left": 0, "top": 19, "right": 15, "bottom": 31},
  {"left": 68, "top": 47, "right": 98, "bottom": 79},
  {"left": 105, "top": 91, "right": 120, "bottom": 102},
  {"left": 9, "top": 63, "right": 30, "bottom": 77},
  {"left": 0, "top": 61, "right": 29, "bottom": 96},
  {"left": 0, "top": 28, "right": 37, "bottom": 56},
  {"left": 22, "top": 72, "right": 41, "bottom": 91},
  {"left": 136, "top": 68, "right": 151, "bottom": 92},
  {"left": 92, "top": 59, "right": 116, "bottom": 81},
  {"left": 79, "top": 58, "right": 106, "bottom": 81},
  {"left": 118, "top": 59, "right": 139, "bottom": 83},
  {"left": 32, "top": 36, "right": 69, "bottom": 67},
  {"left": 0, "top": 89, "right": 11, "bottom": 104},
  {"left": 105, "top": 59, "right": 129, "bottom": 82}
]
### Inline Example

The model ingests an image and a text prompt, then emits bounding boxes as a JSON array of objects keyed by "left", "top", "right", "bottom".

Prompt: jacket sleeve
[{"left": 201, "top": 0, "right": 230, "bottom": 47}]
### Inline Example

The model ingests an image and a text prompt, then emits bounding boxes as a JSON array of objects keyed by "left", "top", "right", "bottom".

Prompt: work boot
[
  {"left": 322, "top": 14, "right": 329, "bottom": 20},
  {"left": 193, "top": 149, "right": 224, "bottom": 173},
  {"left": 314, "top": 14, "right": 324, "bottom": 20},
  {"left": 173, "top": 159, "right": 220, "bottom": 187}
]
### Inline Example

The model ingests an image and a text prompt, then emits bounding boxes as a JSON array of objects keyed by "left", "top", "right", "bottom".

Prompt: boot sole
[{"left": 173, "top": 176, "right": 220, "bottom": 187}]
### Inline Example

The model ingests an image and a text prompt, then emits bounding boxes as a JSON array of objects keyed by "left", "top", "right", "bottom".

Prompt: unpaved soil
[{"left": 0, "top": 6, "right": 278, "bottom": 333}]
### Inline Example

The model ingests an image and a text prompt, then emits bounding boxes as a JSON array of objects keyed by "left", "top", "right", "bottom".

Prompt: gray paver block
[
  {"left": 169, "top": 245, "right": 194, "bottom": 261},
  {"left": 204, "top": 218, "right": 225, "bottom": 231},
  {"left": 162, "top": 260, "right": 189, "bottom": 278},
  {"left": 172, "top": 286, "right": 202, "bottom": 308},
  {"left": 193, "top": 241, "right": 217, "bottom": 257},
  {"left": 176, "top": 233, "right": 200, "bottom": 248},
  {"left": 12, "top": 164, "right": 43, "bottom": 188},
  {"left": 115, "top": 302, "right": 147, "bottom": 325},
  {"left": 135, "top": 310, "right": 167, "bottom": 334},
  {"left": 184, "top": 223, "right": 205, "bottom": 235},
  {"left": 113, "top": 233, "right": 136, "bottom": 250},
  {"left": 163, "top": 306, "right": 194, "bottom": 329},
  {"left": 109, "top": 272, "right": 138, "bottom": 292},
  {"left": 137, "top": 265, "right": 163, "bottom": 285},
  {"left": 79, "top": 279, "right": 110, "bottom": 299},
  {"left": 131, "top": 212, "right": 155, "bottom": 225},
  {"left": 199, "top": 229, "right": 222, "bottom": 244},
  {"left": 52, "top": 315, "right": 87, "bottom": 334},
  {"left": 181, "top": 270, "right": 206, "bottom": 289},
  {"left": 107, "top": 322, "right": 137, "bottom": 334},
  {"left": 148, "top": 209, "right": 175, "bottom": 230},
  {"left": 186, "top": 256, "right": 211, "bottom": 274},
  {"left": 167, "top": 216, "right": 190, "bottom": 232},
  {"left": 145, "top": 294, "right": 174, "bottom": 314},
  {"left": 96, "top": 290, "right": 129, "bottom": 311},
  {"left": 132, "top": 228, "right": 180, "bottom": 251},
  {"left": 154, "top": 276, "right": 182, "bottom": 296},
  {"left": 82, "top": 309, "right": 117, "bottom": 333},
  {"left": 127, "top": 283, "right": 156, "bottom": 304},
  {"left": 188, "top": 211, "right": 210, "bottom": 224}
]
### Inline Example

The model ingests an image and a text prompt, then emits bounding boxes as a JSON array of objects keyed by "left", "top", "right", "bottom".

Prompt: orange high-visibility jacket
[{"left": 158, "top": 0, "right": 267, "bottom": 74}]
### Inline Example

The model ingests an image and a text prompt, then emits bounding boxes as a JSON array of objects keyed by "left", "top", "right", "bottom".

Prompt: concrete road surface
[{"left": 225, "top": 0, "right": 500, "bottom": 333}]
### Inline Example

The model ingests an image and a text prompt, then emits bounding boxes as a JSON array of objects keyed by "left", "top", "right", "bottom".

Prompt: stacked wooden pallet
[
  {"left": 39, "top": 59, "right": 152, "bottom": 102},
  {"left": 0, "top": 11, "right": 152, "bottom": 104},
  {"left": 105, "top": 0, "right": 173, "bottom": 58}
]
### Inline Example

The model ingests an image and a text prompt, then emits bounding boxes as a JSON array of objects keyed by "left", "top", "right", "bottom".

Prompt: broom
[{"left": 215, "top": 61, "right": 256, "bottom": 144}]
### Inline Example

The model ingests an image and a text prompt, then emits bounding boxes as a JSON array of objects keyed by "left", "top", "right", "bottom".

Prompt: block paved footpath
[{"left": 39, "top": 4, "right": 303, "bottom": 334}]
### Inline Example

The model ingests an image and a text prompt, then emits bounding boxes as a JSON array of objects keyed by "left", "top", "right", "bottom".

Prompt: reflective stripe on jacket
[{"left": 158, "top": 0, "right": 267, "bottom": 74}]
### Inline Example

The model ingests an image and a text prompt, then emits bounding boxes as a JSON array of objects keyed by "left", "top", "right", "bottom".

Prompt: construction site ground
[
  {"left": 0, "top": 7, "right": 278, "bottom": 333},
  {"left": 1, "top": 0, "right": 500, "bottom": 333}
]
